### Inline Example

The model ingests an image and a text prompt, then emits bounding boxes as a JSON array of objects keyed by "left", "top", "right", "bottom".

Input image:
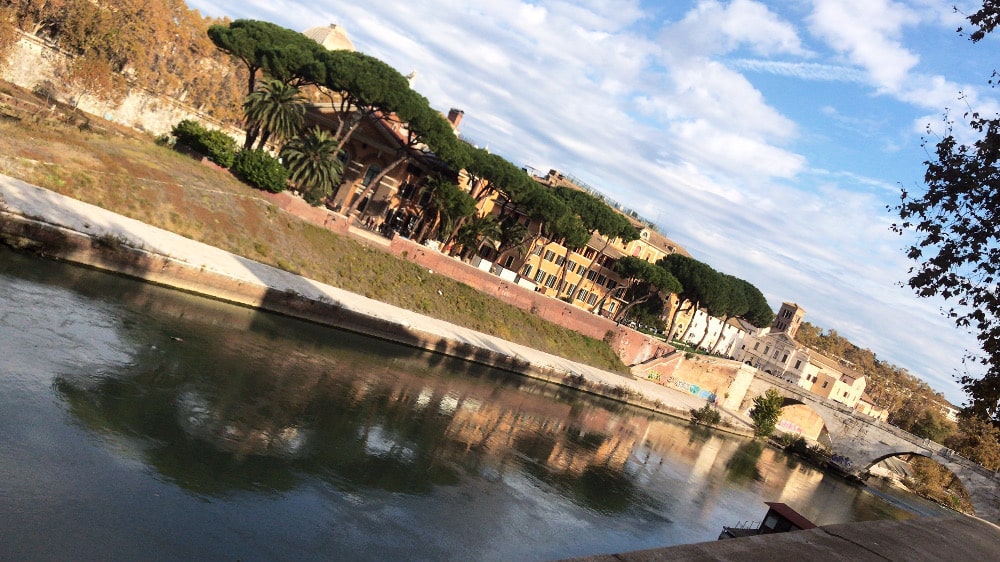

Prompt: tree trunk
[
  {"left": 678, "top": 301, "right": 701, "bottom": 344},
  {"left": 695, "top": 317, "right": 713, "bottom": 350},
  {"left": 243, "top": 124, "right": 259, "bottom": 150},
  {"left": 666, "top": 299, "right": 692, "bottom": 341},
  {"left": 256, "top": 128, "right": 271, "bottom": 151},
  {"left": 710, "top": 316, "right": 732, "bottom": 355},
  {"left": 578, "top": 237, "right": 610, "bottom": 296},
  {"left": 343, "top": 155, "right": 406, "bottom": 217},
  {"left": 335, "top": 116, "right": 362, "bottom": 151},
  {"left": 614, "top": 291, "right": 653, "bottom": 323}
]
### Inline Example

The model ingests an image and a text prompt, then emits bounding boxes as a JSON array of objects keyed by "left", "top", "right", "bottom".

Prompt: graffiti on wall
[
  {"left": 776, "top": 419, "right": 803, "bottom": 435},
  {"left": 649, "top": 373, "right": 718, "bottom": 403}
]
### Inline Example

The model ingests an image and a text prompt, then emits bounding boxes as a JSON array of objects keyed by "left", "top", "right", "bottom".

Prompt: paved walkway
[{"left": 0, "top": 174, "right": 740, "bottom": 426}]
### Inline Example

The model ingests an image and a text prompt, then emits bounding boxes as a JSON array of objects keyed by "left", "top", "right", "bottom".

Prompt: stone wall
[
  {"left": 632, "top": 354, "right": 754, "bottom": 410},
  {"left": 1, "top": 31, "right": 240, "bottom": 138}
]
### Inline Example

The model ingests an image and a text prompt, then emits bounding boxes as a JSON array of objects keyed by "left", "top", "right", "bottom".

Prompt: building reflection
[{"left": 51, "top": 292, "right": 857, "bottom": 519}]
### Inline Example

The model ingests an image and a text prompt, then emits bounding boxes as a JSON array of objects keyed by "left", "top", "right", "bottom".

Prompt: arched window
[{"left": 362, "top": 165, "right": 381, "bottom": 186}]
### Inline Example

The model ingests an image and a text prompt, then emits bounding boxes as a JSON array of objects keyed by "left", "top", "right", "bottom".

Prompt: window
[
  {"left": 764, "top": 346, "right": 770, "bottom": 355},
  {"left": 555, "top": 255, "right": 565, "bottom": 266},
  {"left": 754, "top": 342, "right": 760, "bottom": 351},
  {"left": 545, "top": 274, "right": 557, "bottom": 288},
  {"left": 521, "top": 265, "right": 533, "bottom": 277},
  {"left": 597, "top": 274, "right": 607, "bottom": 286},
  {"left": 587, "top": 293, "right": 598, "bottom": 305},
  {"left": 773, "top": 350, "right": 780, "bottom": 359},
  {"left": 606, "top": 280, "right": 617, "bottom": 290},
  {"left": 586, "top": 270, "right": 597, "bottom": 281},
  {"left": 577, "top": 289, "right": 588, "bottom": 301},
  {"left": 532, "top": 245, "right": 543, "bottom": 256},
  {"left": 608, "top": 302, "right": 616, "bottom": 313},
  {"left": 794, "top": 360, "right": 802, "bottom": 369},
  {"left": 543, "top": 250, "right": 556, "bottom": 261},
  {"left": 558, "top": 281, "right": 567, "bottom": 292},
  {"left": 362, "top": 165, "right": 381, "bottom": 186},
  {"left": 843, "top": 391, "right": 849, "bottom": 398},
  {"left": 577, "top": 264, "right": 587, "bottom": 274},
  {"left": 782, "top": 353, "right": 789, "bottom": 362},
  {"left": 822, "top": 381, "right": 829, "bottom": 388},
  {"left": 534, "top": 270, "right": 546, "bottom": 283}
]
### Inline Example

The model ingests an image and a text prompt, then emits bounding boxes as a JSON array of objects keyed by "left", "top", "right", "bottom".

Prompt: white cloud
[
  {"left": 662, "top": 0, "right": 810, "bottom": 58},
  {"left": 808, "top": 0, "right": 921, "bottom": 93},
  {"left": 180, "top": 0, "right": 989, "bottom": 404}
]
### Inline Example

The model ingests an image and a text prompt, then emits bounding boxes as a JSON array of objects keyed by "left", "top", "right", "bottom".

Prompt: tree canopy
[
  {"left": 749, "top": 388, "right": 784, "bottom": 439},
  {"left": 891, "top": 2, "right": 1000, "bottom": 421}
]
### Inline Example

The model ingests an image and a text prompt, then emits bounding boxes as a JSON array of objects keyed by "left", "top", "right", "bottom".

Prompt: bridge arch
[
  {"left": 775, "top": 397, "right": 830, "bottom": 444},
  {"left": 864, "top": 451, "right": 973, "bottom": 514},
  {"left": 745, "top": 373, "right": 1000, "bottom": 521}
]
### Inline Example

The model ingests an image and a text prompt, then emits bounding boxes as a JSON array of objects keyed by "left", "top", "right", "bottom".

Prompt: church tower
[{"left": 771, "top": 302, "right": 806, "bottom": 339}]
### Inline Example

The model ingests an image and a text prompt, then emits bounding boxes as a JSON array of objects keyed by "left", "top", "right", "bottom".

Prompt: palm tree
[
  {"left": 453, "top": 215, "right": 501, "bottom": 259},
  {"left": 280, "top": 127, "right": 343, "bottom": 206},
  {"left": 243, "top": 79, "right": 305, "bottom": 150},
  {"left": 491, "top": 218, "right": 531, "bottom": 269}
]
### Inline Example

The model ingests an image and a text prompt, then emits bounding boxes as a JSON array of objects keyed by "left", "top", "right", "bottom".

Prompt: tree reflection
[
  {"left": 52, "top": 310, "right": 664, "bottom": 514},
  {"left": 725, "top": 440, "right": 764, "bottom": 484}
]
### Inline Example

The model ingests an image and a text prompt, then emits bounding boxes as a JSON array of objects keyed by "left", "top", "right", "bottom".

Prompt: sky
[{"left": 187, "top": 0, "right": 999, "bottom": 406}]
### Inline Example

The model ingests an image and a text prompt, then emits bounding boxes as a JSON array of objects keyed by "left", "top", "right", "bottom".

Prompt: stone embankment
[{"left": 0, "top": 174, "right": 750, "bottom": 433}]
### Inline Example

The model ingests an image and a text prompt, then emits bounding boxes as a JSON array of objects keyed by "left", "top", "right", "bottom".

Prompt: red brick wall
[{"left": 388, "top": 236, "right": 673, "bottom": 366}]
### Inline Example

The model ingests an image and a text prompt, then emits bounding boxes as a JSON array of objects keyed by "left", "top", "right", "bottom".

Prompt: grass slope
[{"left": 0, "top": 89, "right": 627, "bottom": 374}]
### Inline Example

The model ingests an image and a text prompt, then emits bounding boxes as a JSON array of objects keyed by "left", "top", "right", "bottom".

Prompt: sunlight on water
[{"left": 0, "top": 248, "right": 949, "bottom": 561}]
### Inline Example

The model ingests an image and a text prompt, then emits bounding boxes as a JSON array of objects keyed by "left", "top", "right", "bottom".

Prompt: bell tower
[{"left": 771, "top": 302, "right": 805, "bottom": 339}]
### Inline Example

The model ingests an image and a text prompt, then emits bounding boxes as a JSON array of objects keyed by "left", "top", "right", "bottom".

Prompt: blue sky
[{"left": 188, "top": 0, "right": 999, "bottom": 405}]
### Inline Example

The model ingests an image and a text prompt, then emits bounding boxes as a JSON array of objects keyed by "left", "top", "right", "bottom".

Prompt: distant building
[
  {"left": 731, "top": 303, "right": 885, "bottom": 419},
  {"left": 303, "top": 24, "right": 355, "bottom": 51}
]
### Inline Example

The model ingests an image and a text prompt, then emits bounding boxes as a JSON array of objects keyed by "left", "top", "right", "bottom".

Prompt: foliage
[
  {"left": 690, "top": 403, "right": 721, "bottom": 425},
  {"left": 749, "top": 388, "right": 784, "bottom": 439},
  {"left": 890, "top": 2, "right": 1000, "bottom": 421},
  {"left": 6, "top": 0, "right": 245, "bottom": 122},
  {"left": 231, "top": 149, "right": 288, "bottom": 193},
  {"left": 279, "top": 126, "right": 343, "bottom": 206},
  {"left": 945, "top": 414, "right": 1000, "bottom": 471},
  {"left": 63, "top": 54, "right": 124, "bottom": 108},
  {"left": 0, "top": 6, "right": 17, "bottom": 71},
  {"left": 242, "top": 79, "right": 305, "bottom": 150},
  {"left": 613, "top": 256, "right": 682, "bottom": 322},
  {"left": 171, "top": 119, "right": 237, "bottom": 168},
  {"left": 208, "top": 19, "right": 325, "bottom": 97},
  {"left": 908, "top": 409, "right": 955, "bottom": 443},
  {"left": 903, "top": 456, "right": 973, "bottom": 514}
]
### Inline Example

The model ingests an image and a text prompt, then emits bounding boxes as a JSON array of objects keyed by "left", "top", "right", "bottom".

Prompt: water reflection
[{"left": 2, "top": 248, "right": 946, "bottom": 560}]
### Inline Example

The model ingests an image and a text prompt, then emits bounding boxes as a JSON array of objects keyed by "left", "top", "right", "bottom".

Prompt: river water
[{"left": 0, "top": 248, "right": 953, "bottom": 560}]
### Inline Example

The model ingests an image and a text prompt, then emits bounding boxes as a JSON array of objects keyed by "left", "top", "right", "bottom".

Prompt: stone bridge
[{"left": 756, "top": 373, "right": 1000, "bottom": 522}]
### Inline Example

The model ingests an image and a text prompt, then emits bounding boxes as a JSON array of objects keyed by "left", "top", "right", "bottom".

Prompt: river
[{"left": 0, "top": 248, "right": 953, "bottom": 560}]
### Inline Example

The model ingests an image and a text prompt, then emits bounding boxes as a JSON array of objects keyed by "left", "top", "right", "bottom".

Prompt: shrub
[
  {"left": 691, "top": 403, "right": 722, "bottom": 425},
  {"left": 170, "top": 119, "right": 237, "bottom": 168},
  {"left": 232, "top": 149, "right": 288, "bottom": 193}
]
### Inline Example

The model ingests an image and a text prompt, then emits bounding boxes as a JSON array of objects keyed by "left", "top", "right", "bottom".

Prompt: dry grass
[{"left": 0, "top": 92, "right": 628, "bottom": 374}]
